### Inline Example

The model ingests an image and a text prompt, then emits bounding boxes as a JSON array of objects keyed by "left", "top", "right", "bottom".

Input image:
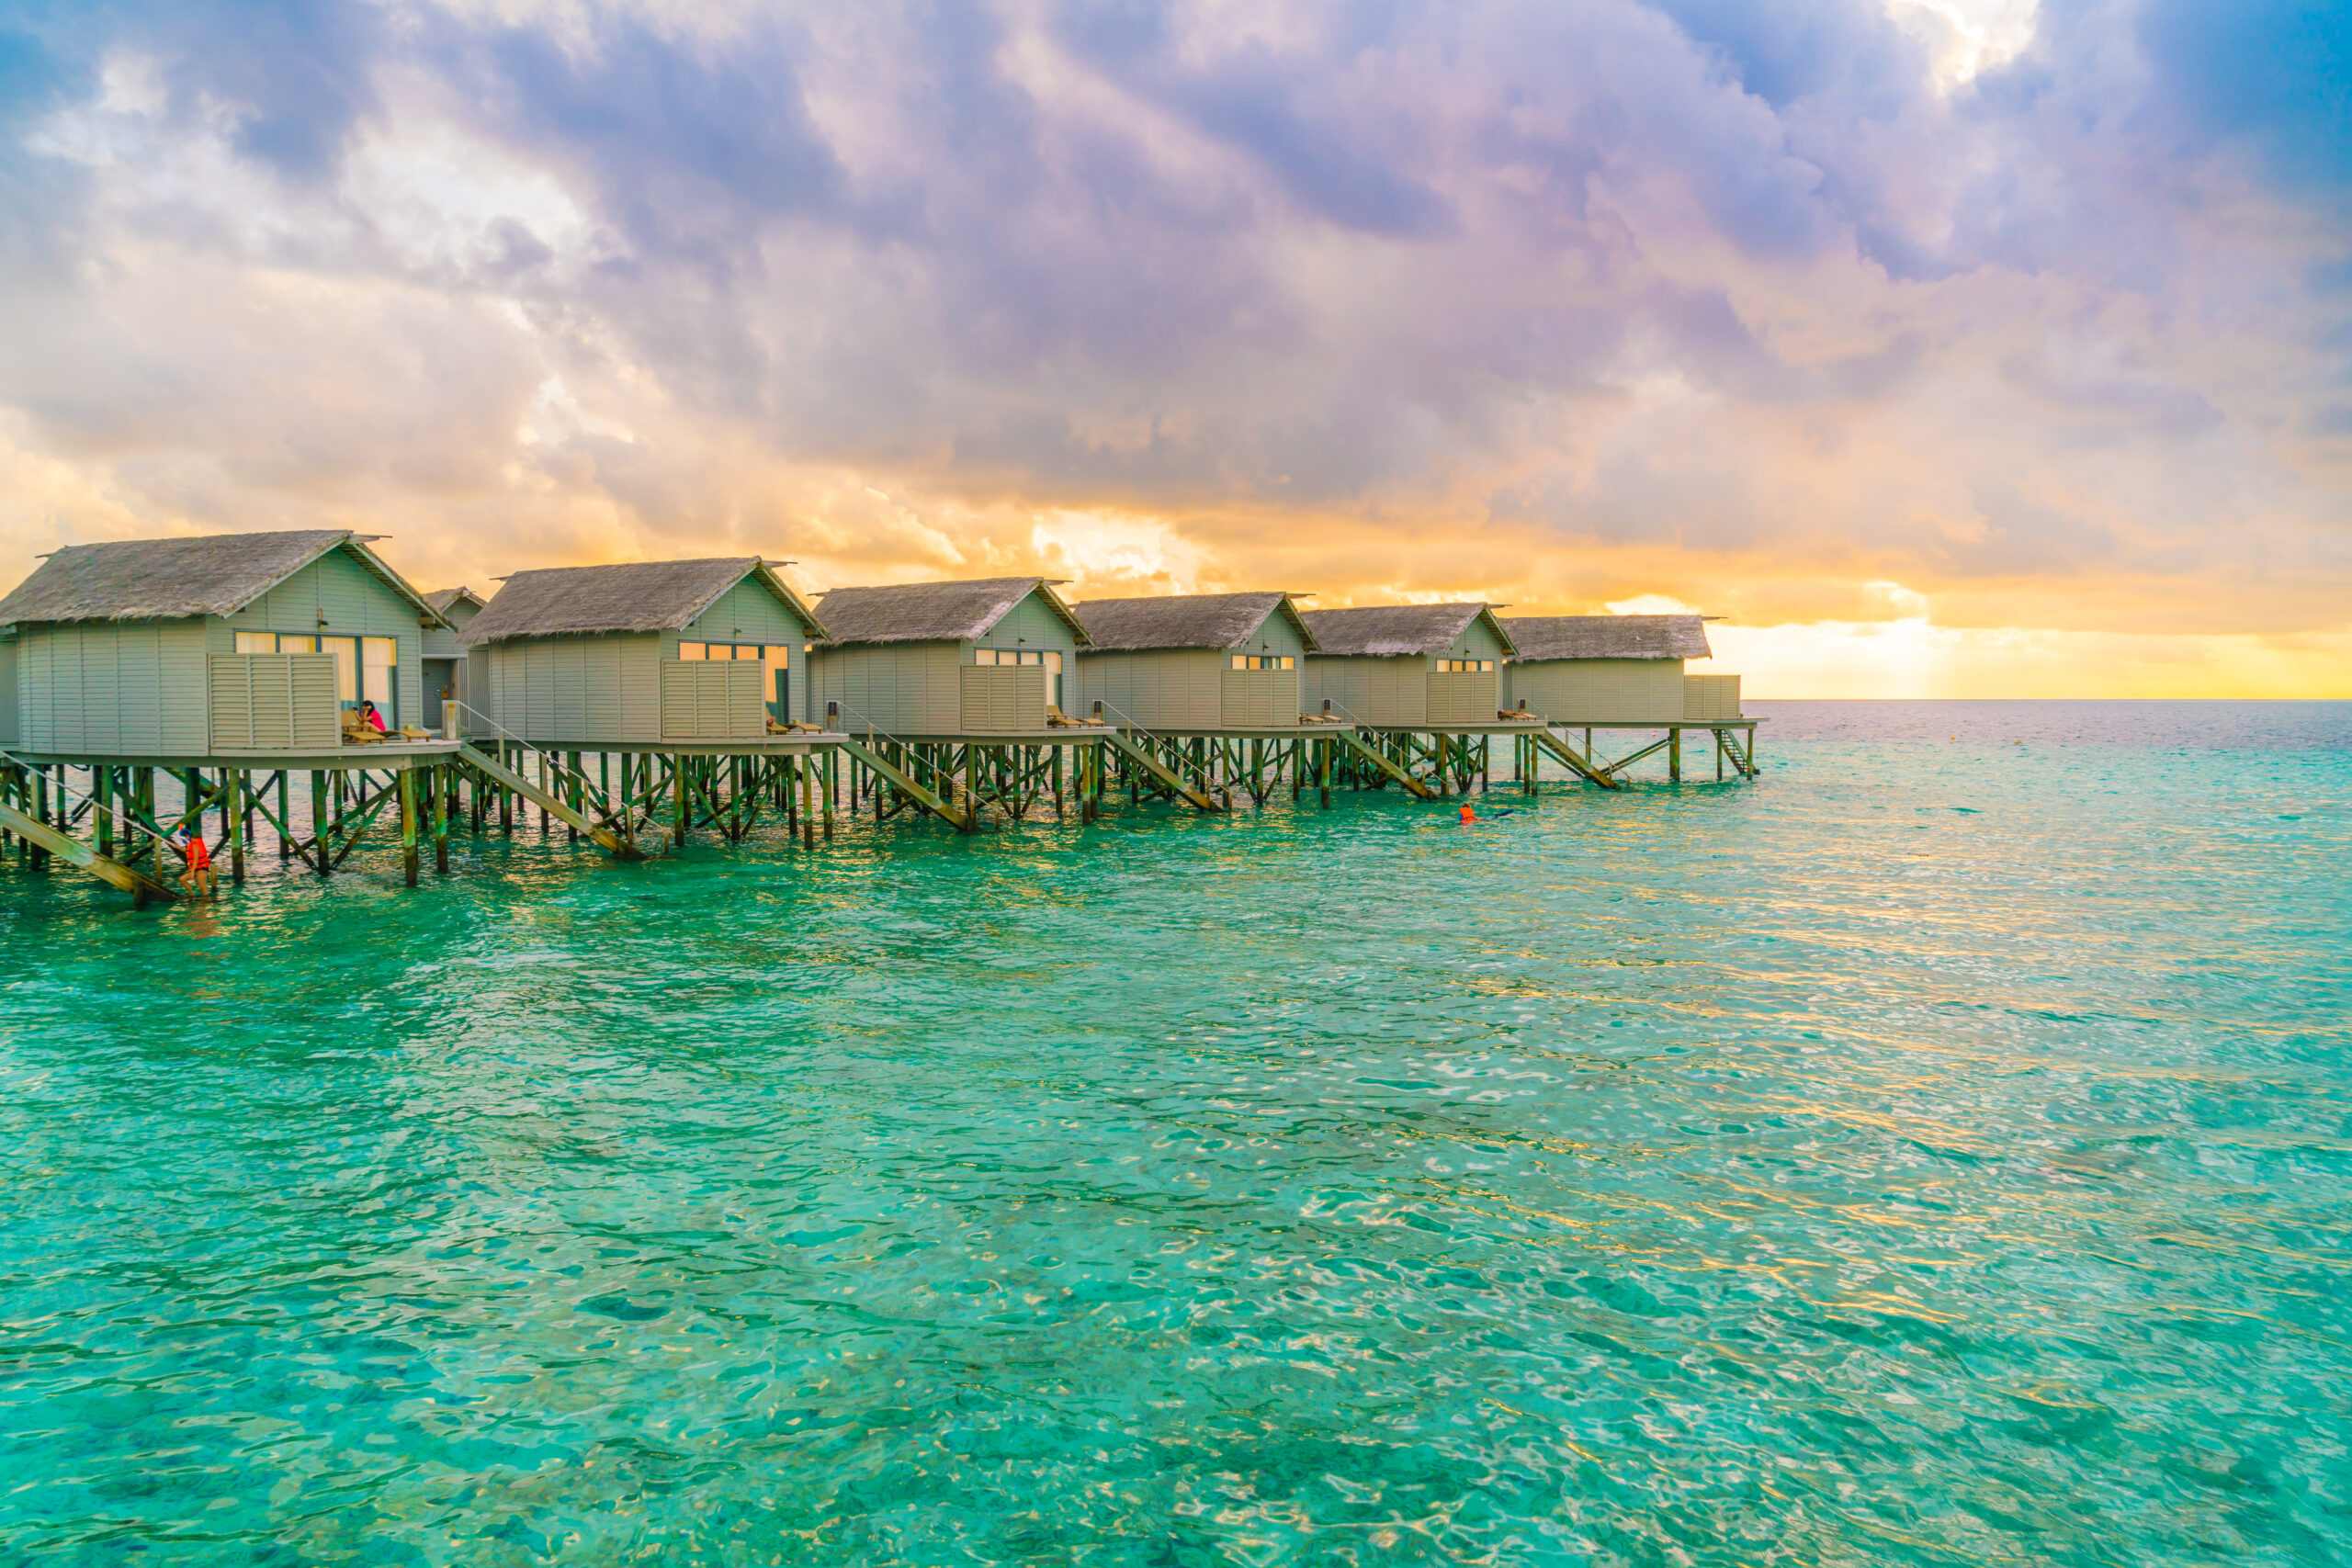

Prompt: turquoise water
[{"left": 5, "top": 702, "right": 2349, "bottom": 1565}]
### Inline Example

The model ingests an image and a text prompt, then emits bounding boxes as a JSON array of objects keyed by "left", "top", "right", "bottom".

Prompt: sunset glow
[{"left": 1, "top": 0, "right": 2345, "bottom": 695}]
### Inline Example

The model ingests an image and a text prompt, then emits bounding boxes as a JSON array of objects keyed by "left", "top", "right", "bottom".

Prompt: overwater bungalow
[
  {"left": 1298, "top": 604, "right": 1519, "bottom": 729},
  {"left": 1500, "top": 615, "right": 1738, "bottom": 723},
  {"left": 0, "top": 529, "right": 460, "bottom": 894},
  {"left": 0, "top": 529, "right": 449, "bottom": 754},
  {"left": 459, "top": 558, "right": 824, "bottom": 746},
  {"left": 1071, "top": 592, "right": 1320, "bottom": 731},
  {"left": 808, "top": 578, "right": 1092, "bottom": 738}
]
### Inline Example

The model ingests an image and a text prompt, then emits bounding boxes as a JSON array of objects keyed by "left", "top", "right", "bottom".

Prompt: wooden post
[
  {"left": 94, "top": 766, "right": 112, "bottom": 858},
  {"left": 1669, "top": 728, "right": 1681, "bottom": 784},
  {"left": 821, "top": 751, "right": 834, "bottom": 840},
  {"left": 227, "top": 769, "right": 246, "bottom": 883},
  {"left": 28, "top": 767, "right": 49, "bottom": 869},
  {"left": 434, "top": 764, "right": 451, "bottom": 873},
  {"left": 800, "top": 754, "right": 816, "bottom": 850},
  {"left": 673, "top": 756, "right": 688, "bottom": 846},
  {"left": 311, "top": 770, "right": 331, "bottom": 876}
]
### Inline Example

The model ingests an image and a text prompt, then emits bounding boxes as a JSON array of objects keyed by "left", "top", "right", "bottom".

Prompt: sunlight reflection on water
[{"left": 2, "top": 705, "right": 2347, "bottom": 1563}]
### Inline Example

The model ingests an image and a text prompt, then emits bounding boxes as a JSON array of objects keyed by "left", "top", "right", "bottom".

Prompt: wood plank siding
[
  {"left": 484, "top": 633, "right": 664, "bottom": 746},
  {"left": 1219, "top": 668, "right": 1299, "bottom": 727},
  {"left": 811, "top": 641, "right": 963, "bottom": 735},
  {"left": 0, "top": 635, "right": 16, "bottom": 746},
  {"left": 1428, "top": 671, "right": 1499, "bottom": 725},
  {"left": 208, "top": 653, "right": 341, "bottom": 750},
  {"left": 959, "top": 664, "right": 1047, "bottom": 731},
  {"left": 1304, "top": 655, "right": 1429, "bottom": 727},
  {"left": 1509, "top": 658, "right": 1686, "bottom": 722},
  {"left": 1080, "top": 649, "right": 1225, "bottom": 729},
  {"left": 13, "top": 619, "right": 211, "bottom": 754},
  {"left": 1684, "top": 674, "right": 1742, "bottom": 721},
  {"left": 661, "top": 660, "right": 766, "bottom": 740}
]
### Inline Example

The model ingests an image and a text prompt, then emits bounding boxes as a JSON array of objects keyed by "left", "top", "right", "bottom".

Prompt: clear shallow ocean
[{"left": 3, "top": 700, "right": 2347, "bottom": 1566}]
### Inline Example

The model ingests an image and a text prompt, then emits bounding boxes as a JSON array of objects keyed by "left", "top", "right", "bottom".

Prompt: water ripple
[{"left": 2, "top": 713, "right": 2348, "bottom": 1563}]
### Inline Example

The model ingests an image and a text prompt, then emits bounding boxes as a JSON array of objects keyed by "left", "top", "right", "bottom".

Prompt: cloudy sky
[{"left": 1, "top": 0, "right": 2345, "bottom": 694}]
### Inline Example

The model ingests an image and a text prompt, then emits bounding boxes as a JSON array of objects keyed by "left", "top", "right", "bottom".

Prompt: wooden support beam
[
  {"left": 1531, "top": 728, "right": 1623, "bottom": 790},
  {"left": 0, "top": 796, "right": 178, "bottom": 904},
  {"left": 1329, "top": 729, "right": 1438, "bottom": 799},
  {"left": 311, "top": 771, "right": 332, "bottom": 876},
  {"left": 1100, "top": 731, "right": 1224, "bottom": 813},
  {"left": 399, "top": 768, "right": 419, "bottom": 887},
  {"left": 227, "top": 769, "right": 246, "bottom": 883},
  {"left": 456, "top": 743, "right": 650, "bottom": 860},
  {"left": 1597, "top": 734, "right": 1673, "bottom": 779},
  {"left": 836, "top": 738, "right": 970, "bottom": 830}
]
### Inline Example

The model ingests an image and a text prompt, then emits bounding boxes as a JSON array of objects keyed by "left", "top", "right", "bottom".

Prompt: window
[
  {"left": 973, "top": 648, "right": 1000, "bottom": 666},
  {"left": 1437, "top": 658, "right": 1495, "bottom": 673},
  {"left": 278, "top": 635, "right": 318, "bottom": 654},
  {"left": 236, "top": 631, "right": 273, "bottom": 654},
  {"left": 679, "top": 641, "right": 707, "bottom": 660},
  {"left": 1044, "top": 649, "right": 1062, "bottom": 709},
  {"left": 321, "top": 636, "right": 359, "bottom": 705},
  {"left": 363, "top": 637, "right": 395, "bottom": 716},
  {"left": 1230, "top": 654, "right": 1295, "bottom": 671}
]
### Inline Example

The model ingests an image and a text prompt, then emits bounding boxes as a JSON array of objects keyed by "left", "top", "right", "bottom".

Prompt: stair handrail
[
  {"left": 448, "top": 700, "right": 668, "bottom": 840},
  {"left": 821, "top": 698, "right": 974, "bottom": 815}
]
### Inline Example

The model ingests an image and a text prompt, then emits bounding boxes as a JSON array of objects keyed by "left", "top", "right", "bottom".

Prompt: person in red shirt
[
  {"left": 360, "top": 699, "right": 388, "bottom": 733},
  {"left": 175, "top": 827, "right": 215, "bottom": 896}
]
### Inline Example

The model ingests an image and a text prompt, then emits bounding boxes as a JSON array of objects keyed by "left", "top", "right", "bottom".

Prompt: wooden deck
[{"left": 6, "top": 739, "right": 462, "bottom": 771}]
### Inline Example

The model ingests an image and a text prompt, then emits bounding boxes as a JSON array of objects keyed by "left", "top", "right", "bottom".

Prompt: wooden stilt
[
  {"left": 228, "top": 769, "right": 246, "bottom": 883},
  {"left": 435, "top": 764, "right": 451, "bottom": 873},
  {"left": 311, "top": 770, "right": 331, "bottom": 876},
  {"left": 398, "top": 767, "right": 419, "bottom": 886}
]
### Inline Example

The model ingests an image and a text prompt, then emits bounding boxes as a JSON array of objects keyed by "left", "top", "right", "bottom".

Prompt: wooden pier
[{"left": 2, "top": 536, "right": 1764, "bottom": 906}]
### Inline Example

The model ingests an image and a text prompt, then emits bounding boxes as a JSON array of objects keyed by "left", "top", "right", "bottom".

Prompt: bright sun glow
[{"left": 1886, "top": 0, "right": 2040, "bottom": 85}]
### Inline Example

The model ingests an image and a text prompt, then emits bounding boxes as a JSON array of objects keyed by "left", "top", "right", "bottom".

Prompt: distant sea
[{"left": 3, "top": 701, "right": 2346, "bottom": 1564}]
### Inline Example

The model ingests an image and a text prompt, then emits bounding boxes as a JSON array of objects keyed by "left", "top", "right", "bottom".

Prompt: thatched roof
[
  {"left": 1299, "top": 603, "right": 1516, "bottom": 658},
  {"left": 0, "top": 530, "right": 447, "bottom": 626},
  {"left": 422, "top": 586, "right": 488, "bottom": 617},
  {"left": 1071, "top": 592, "right": 1320, "bottom": 653},
  {"left": 1502, "top": 615, "right": 1711, "bottom": 661},
  {"left": 814, "top": 577, "right": 1090, "bottom": 647},
  {"left": 460, "top": 558, "right": 822, "bottom": 646}
]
